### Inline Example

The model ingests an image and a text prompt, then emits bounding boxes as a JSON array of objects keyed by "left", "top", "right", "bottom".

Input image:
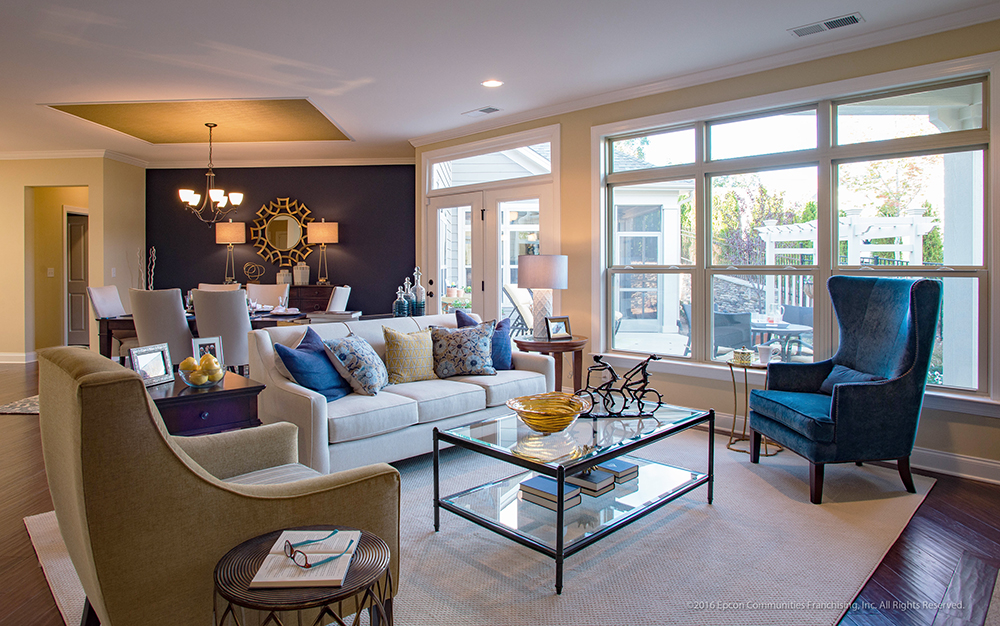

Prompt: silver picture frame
[
  {"left": 128, "top": 343, "right": 174, "bottom": 387},
  {"left": 192, "top": 336, "right": 224, "bottom": 366}
]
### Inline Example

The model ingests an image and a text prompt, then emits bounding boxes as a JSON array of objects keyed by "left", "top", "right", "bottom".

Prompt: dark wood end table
[
  {"left": 513, "top": 335, "right": 588, "bottom": 392},
  {"left": 146, "top": 372, "right": 264, "bottom": 436},
  {"left": 214, "top": 525, "right": 393, "bottom": 626}
]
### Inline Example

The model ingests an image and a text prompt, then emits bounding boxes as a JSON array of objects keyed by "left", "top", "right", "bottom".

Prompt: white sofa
[{"left": 248, "top": 313, "right": 555, "bottom": 474}]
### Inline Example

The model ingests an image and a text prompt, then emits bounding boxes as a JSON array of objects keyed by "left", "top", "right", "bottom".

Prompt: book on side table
[
  {"left": 519, "top": 475, "right": 582, "bottom": 511},
  {"left": 249, "top": 529, "right": 361, "bottom": 588},
  {"left": 567, "top": 468, "right": 615, "bottom": 496},
  {"left": 597, "top": 459, "right": 639, "bottom": 483}
]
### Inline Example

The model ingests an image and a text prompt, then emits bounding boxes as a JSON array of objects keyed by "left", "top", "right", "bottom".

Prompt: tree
[{"left": 711, "top": 175, "right": 798, "bottom": 266}]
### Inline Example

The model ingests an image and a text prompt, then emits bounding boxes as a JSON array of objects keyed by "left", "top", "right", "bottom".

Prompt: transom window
[{"left": 605, "top": 76, "right": 988, "bottom": 394}]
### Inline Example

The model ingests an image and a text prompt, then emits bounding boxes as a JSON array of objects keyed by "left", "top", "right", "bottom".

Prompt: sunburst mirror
[{"left": 251, "top": 198, "right": 314, "bottom": 266}]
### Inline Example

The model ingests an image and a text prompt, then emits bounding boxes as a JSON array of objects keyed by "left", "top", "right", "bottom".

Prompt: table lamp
[
  {"left": 215, "top": 219, "right": 246, "bottom": 284},
  {"left": 517, "top": 254, "right": 568, "bottom": 339},
  {"left": 307, "top": 219, "right": 339, "bottom": 285}
]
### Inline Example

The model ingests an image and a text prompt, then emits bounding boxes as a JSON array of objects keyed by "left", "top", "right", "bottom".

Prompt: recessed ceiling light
[{"left": 481, "top": 80, "right": 504, "bottom": 88}]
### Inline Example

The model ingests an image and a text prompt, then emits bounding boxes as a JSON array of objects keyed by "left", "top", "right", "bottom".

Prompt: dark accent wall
[{"left": 146, "top": 165, "right": 415, "bottom": 314}]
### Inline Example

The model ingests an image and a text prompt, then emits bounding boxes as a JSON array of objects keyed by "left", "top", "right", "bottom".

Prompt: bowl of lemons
[{"left": 177, "top": 353, "right": 226, "bottom": 389}]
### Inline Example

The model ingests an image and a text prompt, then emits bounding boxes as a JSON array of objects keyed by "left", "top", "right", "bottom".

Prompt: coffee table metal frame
[{"left": 433, "top": 406, "right": 714, "bottom": 594}]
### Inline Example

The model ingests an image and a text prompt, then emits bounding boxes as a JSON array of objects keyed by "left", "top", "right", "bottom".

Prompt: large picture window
[{"left": 606, "top": 76, "right": 989, "bottom": 394}]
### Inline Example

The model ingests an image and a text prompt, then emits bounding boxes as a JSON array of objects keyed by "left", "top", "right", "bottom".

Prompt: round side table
[
  {"left": 727, "top": 360, "right": 783, "bottom": 456},
  {"left": 513, "top": 335, "right": 588, "bottom": 392},
  {"left": 214, "top": 525, "right": 393, "bottom": 626}
]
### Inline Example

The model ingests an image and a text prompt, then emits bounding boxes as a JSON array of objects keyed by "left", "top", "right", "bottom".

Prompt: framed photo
[
  {"left": 128, "top": 343, "right": 174, "bottom": 387},
  {"left": 545, "top": 316, "right": 572, "bottom": 340},
  {"left": 192, "top": 336, "right": 224, "bottom": 365}
]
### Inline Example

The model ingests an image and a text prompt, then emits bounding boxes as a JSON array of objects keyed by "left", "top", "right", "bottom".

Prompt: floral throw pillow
[
  {"left": 323, "top": 334, "right": 388, "bottom": 396},
  {"left": 430, "top": 321, "right": 497, "bottom": 379}
]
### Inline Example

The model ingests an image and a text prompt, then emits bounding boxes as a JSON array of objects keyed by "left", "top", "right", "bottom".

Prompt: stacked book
[
  {"left": 307, "top": 310, "right": 362, "bottom": 323},
  {"left": 596, "top": 459, "right": 639, "bottom": 483},
  {"left": 518, "top": 475, "right": 581, "bottom": 511},
  {"left": 567, "top": 468, "right": 615, "bottom": 497}
]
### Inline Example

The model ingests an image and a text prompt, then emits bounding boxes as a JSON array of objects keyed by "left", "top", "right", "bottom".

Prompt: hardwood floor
[{"left": 1, "top": 361, "right": 998, "bottom": 626}]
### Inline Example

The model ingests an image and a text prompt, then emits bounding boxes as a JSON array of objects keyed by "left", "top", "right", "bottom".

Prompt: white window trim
[{"left": 590, "top": 52, "right": 1000, "bottom": 416}]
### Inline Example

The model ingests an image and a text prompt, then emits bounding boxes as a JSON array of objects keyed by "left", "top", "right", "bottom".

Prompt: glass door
[{"left": 428, "top": 192, "right": 482, "bottom": 316}]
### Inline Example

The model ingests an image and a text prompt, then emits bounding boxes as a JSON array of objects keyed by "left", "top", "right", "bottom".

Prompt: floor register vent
[{"left": 789, "top": 13, "right": 864, "bottom": 38}]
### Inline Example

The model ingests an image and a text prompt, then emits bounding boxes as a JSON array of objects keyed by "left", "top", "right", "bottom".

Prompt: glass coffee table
[{"left": 433, "top": 404, "right": 714, "bottom": 594}]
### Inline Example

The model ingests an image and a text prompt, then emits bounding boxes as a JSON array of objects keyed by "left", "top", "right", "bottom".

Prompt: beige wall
[
  {"left": 32, "top": 186, "right": 88, "bottom": 350},
  {"left": 415, "top": 20, "right": 1000, "bottom": 464},
  {"left": 0, "top": 156, "right": 144, "bottom": 361}
]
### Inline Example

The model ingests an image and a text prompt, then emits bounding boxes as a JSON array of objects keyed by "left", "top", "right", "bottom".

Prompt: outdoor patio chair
[
  {"left": 503, "top": 284, "right": 533, "bottom": 337},
  {"left": 713, "top": 311, "right": 753, "bottom": 357}
]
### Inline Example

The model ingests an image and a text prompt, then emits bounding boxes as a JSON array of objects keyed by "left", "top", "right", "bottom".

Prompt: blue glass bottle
[{"left": 393, "top": 287, "right": 409, "bottom": 317}]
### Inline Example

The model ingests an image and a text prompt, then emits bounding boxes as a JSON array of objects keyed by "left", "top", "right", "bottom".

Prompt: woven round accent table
[{"left": 214, "top": 525, "right": 393, "bottom": 626}]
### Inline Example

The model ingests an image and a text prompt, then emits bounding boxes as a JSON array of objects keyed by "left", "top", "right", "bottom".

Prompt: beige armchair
[{"left": 38, "top": 347, "right": 400, "bottom": 626}]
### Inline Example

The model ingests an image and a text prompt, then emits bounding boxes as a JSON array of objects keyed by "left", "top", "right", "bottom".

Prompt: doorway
[{"left": 66, "top": 213, "right": 89, "bottom": 346}]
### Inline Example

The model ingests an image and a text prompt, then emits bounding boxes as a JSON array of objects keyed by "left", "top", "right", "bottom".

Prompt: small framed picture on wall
[
  {"left": 545, "top": 316, "right": 572, "bottom": 341},
  {"left": 192, "top": 336, "right": 224, "bottom": 365}
]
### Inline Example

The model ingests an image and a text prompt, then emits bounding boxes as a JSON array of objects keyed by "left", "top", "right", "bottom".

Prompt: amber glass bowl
[{"left": 506, "top": 392, "right": 591, "bottom": 434}]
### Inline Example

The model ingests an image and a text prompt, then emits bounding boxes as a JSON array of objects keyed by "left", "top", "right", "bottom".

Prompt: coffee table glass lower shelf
[{"left": 433, "top": 405, "right": 714, "bottom": 594}]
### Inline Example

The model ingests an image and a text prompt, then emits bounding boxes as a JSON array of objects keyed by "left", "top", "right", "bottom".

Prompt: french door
[{"left": 426, "top": 183, "right": 553, "bottom": 322}]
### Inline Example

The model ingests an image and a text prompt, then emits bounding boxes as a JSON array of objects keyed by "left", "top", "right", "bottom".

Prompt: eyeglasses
[{"left": 283, "top": 530, "right": 354, "bottom": 569}]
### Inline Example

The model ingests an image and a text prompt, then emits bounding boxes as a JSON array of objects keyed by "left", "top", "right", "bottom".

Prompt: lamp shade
[
  {"left": 517, "top": 254, "right": 568, "bottom": 289},
  {"left": 308, "top": 220, "right": 339, "bottom": 244},
  {"left": 215, "top": 220, "right": 246, "bottom": 245}
]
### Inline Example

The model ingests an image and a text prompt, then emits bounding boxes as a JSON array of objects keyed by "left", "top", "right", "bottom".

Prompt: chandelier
[{"left": 178, "top": 123, "right": 244, "bottom": 224}]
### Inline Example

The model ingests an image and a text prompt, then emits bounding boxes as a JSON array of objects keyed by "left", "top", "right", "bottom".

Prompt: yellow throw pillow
[{"left": 383, "top": 326, "right": 436, "bottom": 384}]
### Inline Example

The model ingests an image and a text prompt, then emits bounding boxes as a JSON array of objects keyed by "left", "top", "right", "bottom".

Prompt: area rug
[
  {"left": 27, "top": 430, "right": 933, "bottom": 626},
  {"left": 0, "top": 394, "right": 39, "bottom": 414}
]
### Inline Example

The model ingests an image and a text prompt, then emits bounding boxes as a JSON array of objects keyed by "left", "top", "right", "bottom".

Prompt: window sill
[{"left": 595, "top": 352, "right": 1000, "bottom": 418}]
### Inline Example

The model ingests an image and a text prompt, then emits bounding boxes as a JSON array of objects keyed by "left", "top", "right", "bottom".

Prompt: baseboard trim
[{"left": 0, "top": 352, "right": 35, "bottom": 364}]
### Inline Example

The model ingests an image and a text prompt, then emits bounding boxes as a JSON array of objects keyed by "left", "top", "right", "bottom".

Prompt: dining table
[
  {"left": 96, "top": 310, "right": 307, "bottom": 360},
  {"left": 750, "top": 321, "right": 812, "bottom": 357}
]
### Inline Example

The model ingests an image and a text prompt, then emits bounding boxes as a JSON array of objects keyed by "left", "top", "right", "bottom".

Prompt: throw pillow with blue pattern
[
  {"left": 324, "top": 333, "right": 388, "bottom": 395},
  {"left": 430, "top": 320, "right": 497, "bottom": 378},
  {"left": 456, "top": 309, "right": 513, "bottom": 370}
]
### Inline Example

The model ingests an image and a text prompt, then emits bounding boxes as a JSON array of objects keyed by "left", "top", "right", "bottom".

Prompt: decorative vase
[
  {"left": 293, "top": 262, "right": 310, "bottom": 286},
  {"left": 412, "top": 267, "right": 426, "bottom": 317},
  {"left": 276, "top": 269, "right": 292, "bottom": 285},
  {"left": 393, "top": 287, "right": 410, "bottom": 317}
]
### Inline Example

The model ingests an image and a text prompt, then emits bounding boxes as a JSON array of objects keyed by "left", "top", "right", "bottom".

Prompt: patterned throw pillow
[
  {"left": 383, "top": 326, "right": 436, "bottom": 384},
  {"left": 430, "top": 321, "right": 497, "bottom": 378},
  {"left": 456, "top": 309, "right": 512, "bottom": 370},
  {"left": 324, "top": 334, "right": 389, "bottom": 396},
  {"left": 273, "top": 327, "right": 351, "bottom": 402}
]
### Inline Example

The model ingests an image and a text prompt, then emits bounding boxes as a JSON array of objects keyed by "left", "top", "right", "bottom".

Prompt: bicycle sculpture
[{"left": 577, "top": 354, "right": 663, "bottom": 417}]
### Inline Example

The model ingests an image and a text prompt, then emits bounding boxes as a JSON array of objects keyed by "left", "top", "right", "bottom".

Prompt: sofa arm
[
  {"left": 511, "top": 351, "right": 556, "bottom": 392},
  {"left": 172, "top": 422, "right": 299, "bottom": 480}
]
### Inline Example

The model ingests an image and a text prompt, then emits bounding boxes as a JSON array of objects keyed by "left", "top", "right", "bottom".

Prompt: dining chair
[
  {"left": 86, "top": 285, "right": 139, "bottom": 363},
  {"left": 246, "top": 283, "right": 289, "bottom": 308},
  {"left": 129, "top": 288, "right": 194, "bottom": 365},
  {"left": 198, "top": 283, "right": 241, "bottom": 291},
  {"left": 326, "top": 285, "right": 351, "bottom": 311},
  {"left": 192, "top": 288, "right": 253, "bottom": 375}
]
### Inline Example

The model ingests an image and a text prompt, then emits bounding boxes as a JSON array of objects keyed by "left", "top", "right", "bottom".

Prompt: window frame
[{"left": 592, "top": 54, "right": 998, "bottom": 414}]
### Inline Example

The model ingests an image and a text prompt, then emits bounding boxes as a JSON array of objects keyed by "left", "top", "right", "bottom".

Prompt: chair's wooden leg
[
  {"left": 81, "top": 597, "right": 100, "bottom": 626},
  {"left": 750, "top": 430, "right": 761, "bottom": 463},
  {"left": 809, "top": 463, "right": 824, "bottom": 504},
  {"left": 898, "top": 456, "right": 916, "bottom": 493}
]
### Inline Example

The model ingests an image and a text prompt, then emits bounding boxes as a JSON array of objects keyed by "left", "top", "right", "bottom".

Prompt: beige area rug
[
  {"left": 0, "top": 394, "right": 39, "bottom": 414},
  {"left": 27, "top": 430, "right": 933, "bottom": 626},
  {"left": 24, "top": 511, "right": 85, "bottom": 626}
]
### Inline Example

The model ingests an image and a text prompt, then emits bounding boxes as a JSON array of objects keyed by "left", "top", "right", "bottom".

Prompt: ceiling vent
[
  {"left": 463, "top": 106, "right": 502, "bottom": 118},
  {"left": 789, "top": 12, "right": 864, "bottom": 38}
]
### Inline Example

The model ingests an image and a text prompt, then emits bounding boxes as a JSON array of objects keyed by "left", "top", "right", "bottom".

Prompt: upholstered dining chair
[
  {"left": 129, "top": 288, "right": 194, "bottom": 365},
  {"left": 748, "top": 276, "right": 942, "bottom": 504},
  {"left": 197, "top": 282, "right": 241, "bottom": 291},
  {"left": 246, "top": 282, "right": 289, "bottom": 308},
  {"left": 37, "top": 346, "right": 400, "bottom": 626},
  {"left": 326, "top": 285, "right": 352, "bottom": 311},
  {"left": 192, "top": 288, "right": 253, "bottom": 374},
  {"left": 86, "top": 285, "right": 138, "bottom": 363}
]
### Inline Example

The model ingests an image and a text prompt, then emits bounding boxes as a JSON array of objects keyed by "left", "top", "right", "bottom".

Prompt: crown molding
[
  {"left": 149, "top": 157, "right": 415, "bottom": 169},
  {"left": 409, "top": 3, "right": 1000, "bottom": 148},
  {"left": 0, "top": 149, "right": 150, "bottom": 168}
]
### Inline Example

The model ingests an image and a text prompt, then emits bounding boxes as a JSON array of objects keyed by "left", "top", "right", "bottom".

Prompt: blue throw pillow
[
  {"left": 273, "top": 327, "right": 351, "bottom": 402},
  {"left": 456, "top": 309, "right": 512, "bottom": 370},
  {"left": 819, "top": 364, "right": 885, "bottom": 395}
]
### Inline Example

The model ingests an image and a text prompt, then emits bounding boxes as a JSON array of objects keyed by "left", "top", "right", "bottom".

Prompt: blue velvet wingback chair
[{"left": 748, "top": 276, "right": 942, "bottom": 504}]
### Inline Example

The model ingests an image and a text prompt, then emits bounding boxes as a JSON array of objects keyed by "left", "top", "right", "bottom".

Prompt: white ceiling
[{"left": 2, "top": 0, "right": 999, "bottom": 167}]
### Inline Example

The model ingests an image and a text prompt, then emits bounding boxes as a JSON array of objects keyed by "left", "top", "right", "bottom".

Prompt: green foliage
[
  {"left": 711, "top": 175, "right": 803, "bottom": 266},
  {"left": 921, "top": 201, "right": 943, "bottom": 264}
]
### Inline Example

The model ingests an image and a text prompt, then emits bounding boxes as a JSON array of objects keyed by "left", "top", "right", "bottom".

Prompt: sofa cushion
[
  {"left": 819, "top": 364, "right": 885, "bottom": 395},
  {"left": 749, "top": 389, "right": 835, "bottom": 442},
  {"left": 383, "top": 379, "right": 486, "bottom": 423},
  {"left": 431, "top": 321, "right": 497, "bottom": 378},
  {"left": 225, "top": 463, "right": 324, "bottom": 485},
  {"left": 451, "top": 369, "right": 547, "bottom": 407},
  {"left": 326, "top": 392, "right": 418, "bottom": 443},
  {"left": 324, "top": 334, "right": 389, "bottom": 396},
  {"left": 273, "top": 327, "right": 351, "bottom": 402},
  {"left": 457, "top": 309, "right": 512, "bottom": 370},
  {"left": 383, "top": 326, "right": 436, "bottom": 384}
]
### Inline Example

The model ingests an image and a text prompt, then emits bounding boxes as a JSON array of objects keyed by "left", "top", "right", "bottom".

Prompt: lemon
[
  {"left": 200, "top": 354, "right": 219, "bottom": 368},
  {"left": 179, "top": 356, "right": 198, "bottom": 371},
  {"left": 207, "top": 370, "right": 225, "bottom": 382},
  {"left": 189, "top": 371, "right": 209, "bottom": 385}
]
